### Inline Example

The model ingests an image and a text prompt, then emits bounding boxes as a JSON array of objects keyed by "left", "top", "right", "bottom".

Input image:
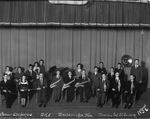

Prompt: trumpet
[
  {"left": 62, "top": 78, "right": 75, "bottom": 91},
  {"left": 50, "top": 79, "right": 61, "bottom": 88}
]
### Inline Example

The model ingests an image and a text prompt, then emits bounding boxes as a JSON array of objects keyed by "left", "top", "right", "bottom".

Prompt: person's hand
[{"left": 139, "top": 80, "right": 142, "bottom": 83}]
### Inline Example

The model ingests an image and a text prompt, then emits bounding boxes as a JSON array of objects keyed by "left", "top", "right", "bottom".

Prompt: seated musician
[
  {"left": 35, "top": 73, "right": 47, "bottom": 107},
  {"left": 124, "top": 74, "right": 137, "bottom": 109},
  {"left": 97, "top": 73, "right": 109, "bottom": 107},
  {"left": 14, "top": 66, "right": 24, "bottom": 90},
  {"left": 18, "top": 75, "right": 29, "bottom": 107},
  {"left": 91, "top": 66, "right": 101, "bottom": 97},
  {"left": 75, "top": 69, "right": 90, "bottom": 103},
  {"left": 0, "top": 73, "right": 14, "bottom": 108},
  {"left": 62, "top": 70, "right": 75, "bottom": 102},
  {"left": 111, "top": 72, "right": 122, "bottom": 108},
  {"left": 4, "top": 66, "right": 12, "bottom": 79},
  {"left": 50, "top": 70, "right": 64, "bottom": 102}
]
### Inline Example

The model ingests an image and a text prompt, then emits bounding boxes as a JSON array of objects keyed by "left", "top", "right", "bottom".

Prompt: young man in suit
[{"left": 130, "top": 59, "right": 142, "bottom": 102}]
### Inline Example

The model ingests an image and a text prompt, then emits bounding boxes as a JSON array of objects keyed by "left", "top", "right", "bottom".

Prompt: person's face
[
  {"left": 110, "top": 68, "right": 114, "bottom": 73},
  {"left": 135, "top": 60, "right": 139, "bottom": 66},
  {"left": 22, "top": 76, "right": 26, "bottom": 81},
  {"left": 6, "top": 67, "right": 10, "bottom": 71},
  {"left": 117, "top": 64, "right": 121, "bottom": 69},
  {"left": 35, "top": 63, "right": 38, "bottom": 67},
  {"left": 94, "top": 68, "right": 98, "bottom": 72},
  {"left": 18, "top": 68, "right": 21, "bottom": 73},
  {"left": 39, "top": 73, "right": 43, "bottom": 78},
  {"left": 77, "top": 65, "right": 81, "bottom": 69},
  {"left": 29, "top": 66, "right": 32, "bottom": 70},
  {"left": 40, "top": 61, "right": 43, "bottom": 65},
  {"left": 100, "top": 63, "right": 103, "bottom": 68},
  {"left": 115, "top": 72, "right": 119, "bottom": 77},
  {"left": 3, "top": 75, "right": 7, "bottom": 79},
  {"left": 82, "top": 70, "right": 86, "bottom": 75},
  {"left": 68, "top": 72, "right": 72, "bottom": 76},
  {"left": 102, "top": 74, "right": 106, "bottom": 79},
  {"left": 56, "top": 71, "right": 60, "bottom": 75}
]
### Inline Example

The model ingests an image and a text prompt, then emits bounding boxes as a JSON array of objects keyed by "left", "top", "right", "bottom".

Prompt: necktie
[{"left": 131, "top": 82, "right": 134, "bottom": 94}]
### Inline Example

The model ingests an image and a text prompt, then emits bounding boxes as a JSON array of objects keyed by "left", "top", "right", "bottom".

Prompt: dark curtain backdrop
[{"left": 0, "top": 27, "right": 150, "bottom": 88}]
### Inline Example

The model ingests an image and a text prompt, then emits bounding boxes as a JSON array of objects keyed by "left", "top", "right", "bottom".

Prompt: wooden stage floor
[{"left": 0, "top": 89, "right": 150, "bottom": 119}]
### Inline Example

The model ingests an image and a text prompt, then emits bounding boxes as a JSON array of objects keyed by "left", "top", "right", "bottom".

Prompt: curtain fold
[
  {"left": 0, "top": 27, "right": 150, "bottom": 88},
  {"left": 0, "top": 1, "right": 150, "bottom": 26}
]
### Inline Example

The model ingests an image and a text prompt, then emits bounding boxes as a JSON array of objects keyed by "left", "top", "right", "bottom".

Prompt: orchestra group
[{"left": 0, "top": 59, "right": 142, "bottom": 109}]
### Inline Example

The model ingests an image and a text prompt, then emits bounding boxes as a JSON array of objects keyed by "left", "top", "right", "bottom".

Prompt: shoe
[
  {"left": 100, "top": 104, "right": 103, "bottom": 108},
  {"left": 124, "top": 104, "right": 128, "bottom": 108},
  {"left": 128, "top": 104, "right": 132, "bottom": 109},
  {"left": 39, "top": 104, "right": 42, "bottom": 107},
  {"left": 116, "top": 105, "right": 118, "bottom": 108},
  {"left": 43, "top": 104, "right": 46, "bottom": 107},
  {"left": 97, "top": 104, "right": 100, "bottom": 107},
  {"left": 111, "top": 104, "right": 115, "bottom": 108}
]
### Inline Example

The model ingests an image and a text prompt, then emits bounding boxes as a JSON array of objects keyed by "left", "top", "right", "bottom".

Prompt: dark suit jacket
[
  {"left": 0, "top": 80, "right": 14, "bottom": 95},
  {"left": 25, "top": 70, "right": 36, "bottom": 82},
  {"left": 130, "top": 65, "right": 142, "bottom": 83},
  {"left": 91, "top": 72, "right": 101, "bottom": 88}
]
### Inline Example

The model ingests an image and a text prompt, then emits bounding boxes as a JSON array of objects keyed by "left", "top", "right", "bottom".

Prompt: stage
[{"left": 0, "top": 89, "right": 150, "bottom": 119}]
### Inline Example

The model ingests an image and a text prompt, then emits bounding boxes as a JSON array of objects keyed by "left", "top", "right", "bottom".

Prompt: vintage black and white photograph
[{"left": 0, "top": 0, "right": 150, "bottom": 118}]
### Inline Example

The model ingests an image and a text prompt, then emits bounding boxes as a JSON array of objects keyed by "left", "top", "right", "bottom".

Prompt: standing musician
[
  {"left": 97, "top": 73, "right": 109, "bottom": 107},
  {"left": 39, "top": 59, "right": 45, "bottom": 74},
  {"left": 130, "top": 59, "right": 142, "bottom": 102},
  {"left": 115, "top": 63, "right": 125, "bottom": 89},
  {"left": 107, "top": 67, "right": 115, "bottom": 102},
  {"left": 98, "top": 62, "right": 107, "bottom": 74},
  {"left": 25, "top": 64, "right": 36, "bottom": 89},
  {"left": 0, "top": 74, "right": 14, "bottom": 108},
  {"left": 74, "top": 63, "right": 83, "bottom": 100},
  {"left": 18, "top": 75, "right": 29, "bottom": 107},
  {"left": 75, "top": 69, "right": 90, "bottom": 103},
  {"left": 25, "top": 64, "right": 36, "bottom": 100},
  {"left": 14, "top": 66, "right": 24, "bottom": 90},
  {"left": 4, "top": 66, "right": 13, "bottom": 79},
  {"left": 111, "top": 72, "right": 122, "bottom": 108},
  {"left": 62, "top": 71, "right": 75, "bottom": 102},
  {"left": 124, "top": 74, "right": 137, "bottom": 109},
  {"left": 91, "top": 66, "right": 101, "bottom": 97},
  {"left": 35, "top": 73, "right": 47, "bottom": 107},
  {"left": 33, "top": 62, "right": 40, "bottom": 79},
  {"left": 50, "top": 70, "right": 64, "bottom": 102}
]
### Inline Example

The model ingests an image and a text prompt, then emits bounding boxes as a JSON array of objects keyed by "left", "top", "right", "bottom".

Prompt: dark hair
[
  {"left": 3, "top": 73, "right": 8, "bottom": 76},
  {"left": 29, "top": 64, "right": 33, "bottom": 68},
  {"left": 39, "top": 59, "right": 44, "bottom": 65},
  {"left": 134, "top": 59, "right": 139, "bottom": 62},
  {"left": 117, "top": 63, "right": 122, "bottom": 66},
  {"left": 5, "top": 66, "right": 10, "bottom": 69},
  {"left": 34, "top": 62, "right": 39, "bottom": 67},
  {"left": 82, "top": 69, "right": 86, "bottom": 72},
  {"left": 110, "top": 67, "right": 114, "bottom": 70},
  {"left": 99, "top": 62, "right": 103, "bottom": 64},
  {"left": 77, "top": 63, "right": 84, "bottom": 69},
  {"left": 94, "top": 66, "right": 98, "bottom": 69}
]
